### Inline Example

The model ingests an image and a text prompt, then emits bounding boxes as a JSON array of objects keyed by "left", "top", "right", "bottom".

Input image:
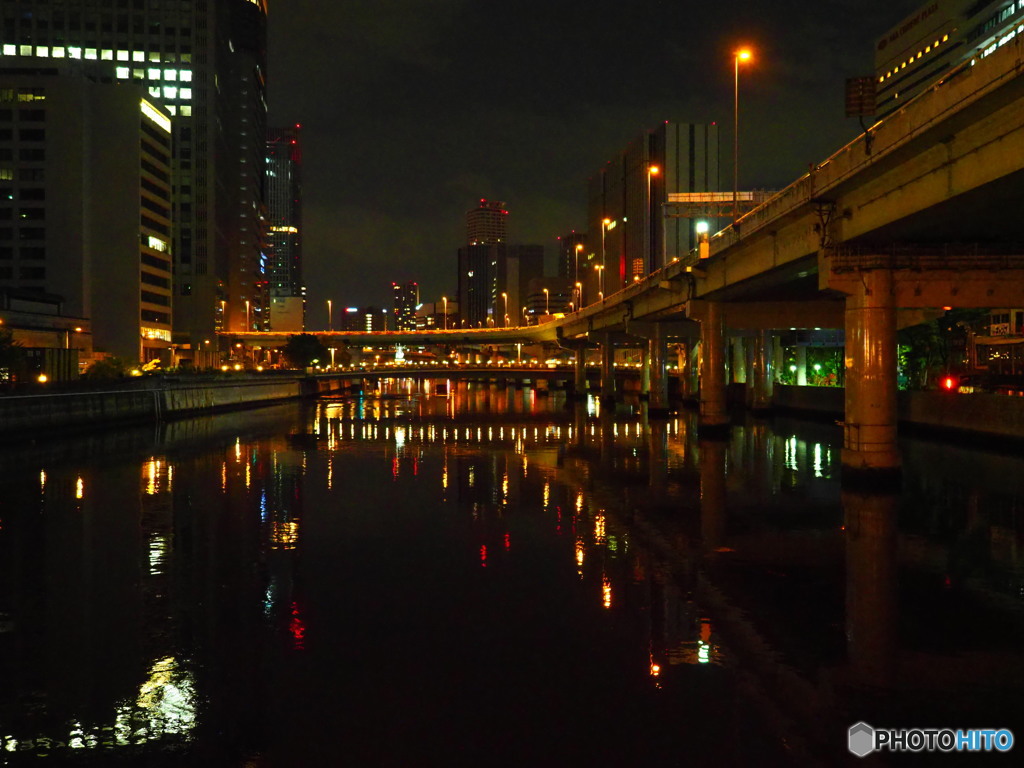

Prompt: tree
[
  {"left": 282, "top": 334, "right": 329, "bottom": 369},
  {"left": 83, "top": 356, "right": 131, "bottom": 381}
]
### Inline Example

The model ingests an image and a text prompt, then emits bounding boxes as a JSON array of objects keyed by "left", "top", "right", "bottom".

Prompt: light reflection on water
[{"left": 0, "top": 382, "right": 1021, "bottom": 763}]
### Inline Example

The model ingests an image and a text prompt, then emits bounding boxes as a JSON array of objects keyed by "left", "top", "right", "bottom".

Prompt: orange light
[
  {"left": 736, "top": 48, "right": 753, "bottom": 62},
  {"left": 648, "top": 165, "right": 660, "bottom": 175},
  {"left": 943, "top": 376, "right": 956, "bottom": 391}
]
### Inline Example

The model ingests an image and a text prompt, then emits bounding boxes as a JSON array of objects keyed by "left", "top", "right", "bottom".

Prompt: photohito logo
[{"left": 848, "top": 723, "right": 1014, "bottom": 757}]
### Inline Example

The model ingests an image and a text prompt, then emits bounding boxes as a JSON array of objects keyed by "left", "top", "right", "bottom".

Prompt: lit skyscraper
[
  {"left": 466, "top": 199, "right": 507, "bottom": 245},
  {"left": 0, "top": 0, "right": 269, "bottom": 358},
  {"left": 392, "top": 281, "right": 419, "bottom": 331},
  {"left": 0, "top": 63, "right": 173, "bottom": 363},
  {"left": 266, "top": 124, "right": 303, "bottom": 331}
]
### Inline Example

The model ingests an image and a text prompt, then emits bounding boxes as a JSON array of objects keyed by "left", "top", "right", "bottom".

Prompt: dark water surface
[{"left": 0, "top": 385, "right": 1022, "bottom": 766}]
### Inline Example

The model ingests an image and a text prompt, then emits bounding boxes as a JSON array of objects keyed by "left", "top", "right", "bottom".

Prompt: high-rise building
[
  {"left": 466, "top": 199, "right": 508, "bottom": 245},
  {"left": 556, "top": 231, "right": 587, "bottom": 280},
  {"left": 873, "top": 1, "right": 1023, "bottom": 118},
  {"left": 0, "top": 0, "right": 269, "bottom": 359},
  {"left": 392, "top": 281, "right": 419, "bottom": 330},
  {"left": 498, "top": 244, "right": 543, "bottom": 327},
  {"left": 457, "top": 243, "right": 498, "bottom": 327},
  {"left": 266, "top": 124, "right": 303, "bottom": 331},
  {"left": 0, "top": 63, "right": 173, "bottom": 363},
  {"left": 588, "top": 122, "right": 719, "bottom": 297}
]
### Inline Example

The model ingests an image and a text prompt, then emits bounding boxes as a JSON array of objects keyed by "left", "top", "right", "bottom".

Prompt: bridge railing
[{"left": 829, "top": 244, "right": 1024, "bottom": 272}]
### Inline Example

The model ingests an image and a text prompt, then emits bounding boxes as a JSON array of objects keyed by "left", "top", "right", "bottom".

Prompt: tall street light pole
[
  {"left": 647, "top": 165, "right": 659, "bottom": 272},
  {"left": 574, "top": 243, "right": 583, "bottom": 307},
  {"left": 501, "top": 292, "right": 508, "bottom": 327},
  {"left": 733, "top": 47, "right": 752, "bottom": 225},
  {"left": 327, "top": 299, "right": 332, "bottom": 331},
  {"left": 543, "top": 287, "right": 549, "bottom": 316},
  {"left": 442, "top": 296, "right": 448, "bottom": 330},
  {"left": 600, "top": 218, "right": 611, "bottom": 303}
]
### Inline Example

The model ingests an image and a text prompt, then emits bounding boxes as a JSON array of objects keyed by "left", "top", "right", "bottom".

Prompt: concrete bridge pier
[
  {"left": 731, "top": 337, "right": 747, "bottom": 384},
  {"left": 647, "top": 324, "right": 669, "bottom": 417},
  {"left": 795, "top": 345, "right": 808, "bottom": 386},
  {"left": 842, "top": 268, "right": 900, "bottom": 478},
  {"left": 751, "top": 330, "right": 774, "bottom": 413},
  {"left": 573, "top": 347, "right": 587, "bottom": 398},
  {"left": 600, "top": 332, "right": 616, "bottom": 403},
  {"left": 694, "top": 301, "right": 729, "bottom": 434}
]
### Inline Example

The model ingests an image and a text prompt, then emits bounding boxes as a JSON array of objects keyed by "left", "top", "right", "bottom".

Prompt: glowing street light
[
  {"left": 501, "top": 292, "right": 508, "bottom": 326},
  {"left": 574, "top": 243, "right": 583, "bottom": 302},
  {"left": 575, "top": 281, "right": 582, "bottom": 309},
  {"left": 442, "top": 295, "right": 448, "bottom": 330},
  {"left": 595, "top": 263, "right": 605, "bottom": 299},
  {"left": 543, "top": 287, "right": 549, "bottom": 315},
  {"left": 245, "top": 299, "right": 251, "bottom": 331},
  {"left": 327, "top": 299, "right": 333, "bottom": 331},
  {"left": 733, "top": 47, "right": 753, "bottom": 224}
]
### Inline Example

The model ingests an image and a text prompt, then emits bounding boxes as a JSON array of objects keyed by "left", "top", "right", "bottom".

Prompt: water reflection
[{"left": 0, "top": 384, "right": 1021, "bottom": 763}]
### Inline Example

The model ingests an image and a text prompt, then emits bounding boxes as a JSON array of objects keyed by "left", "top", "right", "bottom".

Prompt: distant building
[
  {"left": 266, "top": 125, "right": 304, "bottom": 330},
  {"left": 873, "top": 1, "right": 1024, "bottom": 118},
  {"left": 525, "top": 277, "right": 571, "bottom": 322},
  {"left": 457, "top": 244, "right": 498, "bottom": 327},
  {"left": 498, "top": 244, "right": 544, "bottom": 327},
  {"left": 466, "top": 199, "right": 508, "bottom": 245},
  {"left": 0, "top": 63, "right": 173, "bottom": 363},
  {"left": 415, "top": 300, "right": 457, "bottom": 330},
  {"left": 557, "top": 231, "right": 587, "bottom": 281},
  {"left": 587, "top": 122, "right": 719, "bottom": 298},
  {"left": 392, "top": 281, "right": 419, "bottom": 330},
  {"left": 339, "top": 306, "right": 388, "bottom": 332}
]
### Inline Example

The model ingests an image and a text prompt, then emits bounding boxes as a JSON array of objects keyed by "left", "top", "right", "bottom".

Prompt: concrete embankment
[
  {"left": 0, "top": 375, "right": 350, "bottom": 437},
  {"left": 774, "top": 384, "right": 1024, "bottom": 441}
]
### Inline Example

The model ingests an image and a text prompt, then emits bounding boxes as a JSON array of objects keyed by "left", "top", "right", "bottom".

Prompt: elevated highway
[{"left": 230, "top": 36, "right": 1024, "bottom": 476}]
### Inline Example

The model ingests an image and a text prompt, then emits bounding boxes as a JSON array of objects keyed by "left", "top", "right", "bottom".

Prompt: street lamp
[
  {"left": 574, "top": 243, "right": 583, "bottom": 302},
  {"left": 543, "top": 287, "right": 549, "bottom": 316},
  {"left": 575, "top": 281, "right": 582, "bottom": 310},
  {"left": 442, "top": 296, "right": 448, "bottom": 330},
  {"left": 501, "top": 292, "right": 508, "bottom": 326},
  {"left": 647, "top": 165, "right": 659, "bottom": 272},
  {"left": 245, "top": 299, "right": 251, "bottom": 331},
  {"left": 522, "top": 305, "right": 528, "bottom": 325},
  {"left": 600, "top": 219, "right": 611, "bottom": 297},
  {"left": 595, "top": 264, "right": 605, "bottom": 300},
  {"left": 733, "top": 47, "right": 753, "bottom": 225},
  {"left": 327, "top": 299, "right": 332, "bottom": 331}
]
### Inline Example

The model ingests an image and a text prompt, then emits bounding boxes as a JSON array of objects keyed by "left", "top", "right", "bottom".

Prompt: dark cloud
[{"left": 268, "top": 0, "right": 923, "bottom": 320}]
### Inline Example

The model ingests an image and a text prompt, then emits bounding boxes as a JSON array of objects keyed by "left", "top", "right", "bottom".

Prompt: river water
[{"left": 0, "top": 384, "right": 1022, "bottom": 766}]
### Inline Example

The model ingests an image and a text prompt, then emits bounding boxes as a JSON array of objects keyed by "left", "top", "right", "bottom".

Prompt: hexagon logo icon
[{"left": 848, "top": 722, "right": 875, "bottom": 757}]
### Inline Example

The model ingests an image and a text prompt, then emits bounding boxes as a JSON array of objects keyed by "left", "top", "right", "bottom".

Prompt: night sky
[{"left": 267, "top": 0, "right": 924, "bottom": 322}]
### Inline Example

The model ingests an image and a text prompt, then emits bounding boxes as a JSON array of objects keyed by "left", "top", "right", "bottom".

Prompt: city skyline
[{"left": 267, "top": 0, "right": 925, "bottom": 317}]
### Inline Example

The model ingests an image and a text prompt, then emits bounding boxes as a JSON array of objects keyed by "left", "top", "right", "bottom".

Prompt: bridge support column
[
  {"left": 731, "top": 337, "right": 746, "bottom": 384},
  {"left": 842, "top": 269, "right": 900, "bottom": 478},
  {"left": 640, "top": 344, "right": 651, "bottom": 399},
  {"left": 573, "top": 347, "right": 587, "bottom": 398},
  {"left": 751, "top": 330, "right": 774, "bottom": 412},
  {"left": 795, "top": 345, "right": 808, "bottom": 386},
  {"left": 600, "top": 333, "right": 616, "bottom": 403},
  {"left": 699, "top": 301, "right": 729, "bottom": 434},
  {"left": 648, "top": 324, "right": 669, "bottom": 417}
]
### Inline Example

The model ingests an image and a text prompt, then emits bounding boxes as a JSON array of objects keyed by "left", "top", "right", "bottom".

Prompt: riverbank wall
[
  {"left": 0, "top": 375, "right": 352, "bottom": 438},
  {"left": 773, "top": 384, "right": 1024, "bottom": 441}
]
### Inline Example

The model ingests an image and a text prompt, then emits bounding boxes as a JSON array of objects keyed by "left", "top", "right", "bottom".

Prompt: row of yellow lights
[{"left": 879, "top": 34, "right": 950, "bottom": 82}]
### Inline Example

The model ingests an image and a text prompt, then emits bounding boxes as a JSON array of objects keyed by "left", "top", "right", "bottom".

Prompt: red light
[{"left": 943, "top": 376, "right": 956, "bottom": 390}]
